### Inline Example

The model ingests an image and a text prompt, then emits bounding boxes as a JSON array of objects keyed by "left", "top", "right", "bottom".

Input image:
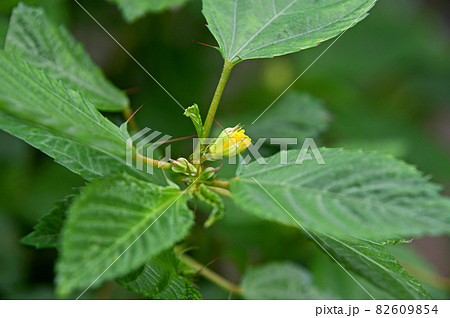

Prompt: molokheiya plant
[{"left": 0, "top": 0, "right": 448, "bottom": 300}]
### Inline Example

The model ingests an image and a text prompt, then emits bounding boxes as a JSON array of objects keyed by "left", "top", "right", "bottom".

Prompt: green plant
[{"left": 0, "top": 0, "right": 448, "bottom": 300}]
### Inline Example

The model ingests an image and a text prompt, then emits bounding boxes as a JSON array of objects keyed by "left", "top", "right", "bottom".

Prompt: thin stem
[
  {"left": 202, "top": 60, "right": 234, "bottom": 138},
  {"left": 180, "top": 254, "right": 243, "bottom": 295},
  {"left": 134, "top": 153, "right": 172, "bottom": 169},
  {"left": 397, "top": 258, "right": 450, "bottom": 289}
]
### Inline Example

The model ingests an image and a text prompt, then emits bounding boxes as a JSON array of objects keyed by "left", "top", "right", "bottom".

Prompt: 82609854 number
[{"left": 376, "top": 304, "right": 438, "bottom": 315}]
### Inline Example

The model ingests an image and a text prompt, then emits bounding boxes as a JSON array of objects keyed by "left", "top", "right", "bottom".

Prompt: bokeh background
[{"left": 0, "top": 0, "right": 449, "bottom": 299}]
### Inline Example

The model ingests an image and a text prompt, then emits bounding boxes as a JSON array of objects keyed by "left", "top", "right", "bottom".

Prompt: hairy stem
[
  {"left": 202, "top": 60, "right": 234, "bottom": 138},
  {"left": 134, "top": 153, "right": 172, "bottom": 169},
  {"left": 180, "top": 254, "right": 243, "bottom": 295}
]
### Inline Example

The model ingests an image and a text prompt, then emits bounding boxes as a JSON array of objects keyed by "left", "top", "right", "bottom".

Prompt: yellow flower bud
[{"left": 208, "top": 125, "right": 251, "bottom": 160}]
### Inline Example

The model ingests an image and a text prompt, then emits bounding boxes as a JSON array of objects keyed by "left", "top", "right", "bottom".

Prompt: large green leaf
[
  {"left": 241, "top": 262, "right": 322, "bottom": 299},
  {"left": 314, "top": 235, "right": 432, "bottom": 299},
  {"left": 232, "top": 148, "right": 450, "bottom": 240},
  {"left": 56, "top": 173, "right": 194, "bottom": 297},
  {"left": 203, "top": 0, "right": 377, "bottom": 63},
  {"left": 5, "top": 4, "right": 128, "bottom": 111},
  {"left": 117, "top": 250, "right": 201, "bottom": 299},
  {"left": 247, "top": 91, "right": 329, "bottom": 139},
  {"left": 106, "top": 0, "right": 189, "bottom": 22},
  {"left": 21, "top": 191, "right": 78, "bottom": 249},
  {"left": 0, "top": 51, "right": 163, "bottom": 183}
]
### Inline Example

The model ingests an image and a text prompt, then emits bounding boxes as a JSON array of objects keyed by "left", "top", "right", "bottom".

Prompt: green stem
[
  {"left": 134, "top": 153, "right": 172, "bottom": 169},
  {"left": 202, "top": 60, "right": 234, "bottom": 138},
  {"left": 180, "top": 254, "right": 243, "bottom": 295}
]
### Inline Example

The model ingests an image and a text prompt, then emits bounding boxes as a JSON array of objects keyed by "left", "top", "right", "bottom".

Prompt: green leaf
[
  {"left": 314, "top": 235, "right": 432, "bottom": 299},
  {"left": 0, "top": 51, "right": 163, "bottom": 183},
  {"left": 184, "top": 104, "right": 203, "bottom": 137},
  {"left": 5, "top": 4, "right": 128, "bottom": 111},
  {"left": 117, "top": 250, "right": 201, "bottom": 299},
  {"left": 248, "top": 91, "right": 329, "bottom": 139},
  {"left": 106, "top": 0, "right": 189, "bottom": 22},
  {"left": 241, "top": 262, "right": 322, "bottom": 299},
  {"left": 21, "top": 191, "right": 78, "bottom": 249},
  {"left": 232, "top": 148, "right": 450, "bottom": 240},
  {"left": 56, "top": 173, "right": 194, "bottom": 297},
  {"left": 203, "top": 0, "right": 377, "bottom": 63}
]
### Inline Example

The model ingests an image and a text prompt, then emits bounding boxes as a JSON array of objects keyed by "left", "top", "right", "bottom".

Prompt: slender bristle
[
  {"left": 152, "top": 135, "right": 197, "bottom": 145},
  {"left": 125, "top": 103, "right": 144, "bottom": 124},
  {"left": 213, "top": 117, "right": 225, "bottom": 131},
  {"left": 193, "top": 40, "right": 216, "bottom": 49}
]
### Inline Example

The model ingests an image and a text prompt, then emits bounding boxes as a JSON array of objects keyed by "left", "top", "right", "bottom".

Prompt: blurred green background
[{"left": 0, "top": 0, "right": 448, "bottom": 299}]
